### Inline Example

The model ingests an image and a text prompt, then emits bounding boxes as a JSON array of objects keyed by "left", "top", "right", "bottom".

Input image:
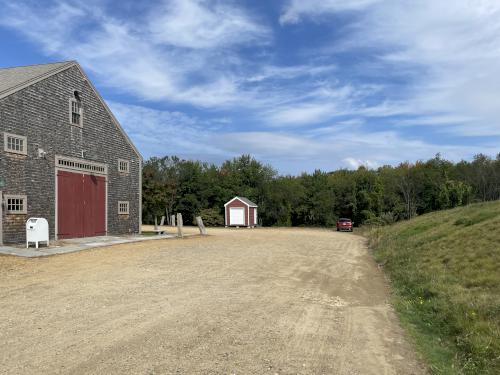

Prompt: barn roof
[
  {"left": 0, "top": 60, "right": 142, "bottom": 160},
  {"left": 225, "top": 196, "right": 258, "bottom": 207},
  {"left": 0, "top": 61, "right": 74, "bottom": 98}
]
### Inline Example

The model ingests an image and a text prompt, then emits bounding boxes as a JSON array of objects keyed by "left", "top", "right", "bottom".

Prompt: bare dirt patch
[{"left": 0, "top": 228, "right": 426, "bottom": 374}]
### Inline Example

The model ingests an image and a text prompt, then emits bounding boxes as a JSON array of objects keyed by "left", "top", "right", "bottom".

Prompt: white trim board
[
  {"left": 224, "top": 196, "right": 257, "bottom": 208},
  {"left": 56, "top": 155, "right": 108, "bottom": 176}
]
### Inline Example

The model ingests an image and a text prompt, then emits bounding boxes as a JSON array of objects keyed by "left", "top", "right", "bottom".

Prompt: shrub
[
  {"left": 364, "top": 211, "right": 398, "bottom": 226},
  {"left": 195, "top": 208, "right": 225, "bottom": 227}
]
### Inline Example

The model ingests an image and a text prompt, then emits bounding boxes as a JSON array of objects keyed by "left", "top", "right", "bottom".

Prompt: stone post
[
  {"left": 196, "top": 216, "right": 207, "bottom": 235},
  {"left": 176, "top": 213, "right": 183, "bottom": 238}
]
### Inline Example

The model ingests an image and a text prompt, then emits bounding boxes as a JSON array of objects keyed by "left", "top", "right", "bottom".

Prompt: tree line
[{"left": 142, "top": 153, "right": 500, "bottom": 227}]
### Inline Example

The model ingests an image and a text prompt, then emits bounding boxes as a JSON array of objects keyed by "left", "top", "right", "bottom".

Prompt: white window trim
[
  {"left": 5, "top": 194, "right": 28, "bottom": 214},
  {"left": 3, "top": 132, "right": 27, "bottom": 155},
  {"left": 118, "top": 159, "right": 130, "bottom": 174},
  {"left": 69, "top": 97, "right": 83, "bottom": 127},
  {"left": 118, "top": 201, "right": 130, "bottom": 215}
]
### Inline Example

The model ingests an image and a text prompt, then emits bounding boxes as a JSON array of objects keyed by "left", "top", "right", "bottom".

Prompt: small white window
[
  {"left": 118, "top": 159, "right": 130, "bottom": 174},
  {"left": 4, "top": 133, "right": 27, "bottom": 155},
  {"left": 118, "top": 201, "right": 129, "bottom": 215},
  {"left": 69, "top": 96, "right": 83, "bottom": 127},
  {"left": 5, "top": 195, "right": 27, "bottom": 214}
]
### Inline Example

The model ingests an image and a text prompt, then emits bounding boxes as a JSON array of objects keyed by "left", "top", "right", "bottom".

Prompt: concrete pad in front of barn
[
  {"left": 0, "top": 226, "right": 206, "bottom": 257},
  {"left": 0, "top": 233, "right": 183, "bottom": 258}
]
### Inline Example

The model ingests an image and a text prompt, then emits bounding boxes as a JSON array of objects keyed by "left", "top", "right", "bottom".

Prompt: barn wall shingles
[{"left": 0, "top": 65, "right": 140, "bottom": 243}]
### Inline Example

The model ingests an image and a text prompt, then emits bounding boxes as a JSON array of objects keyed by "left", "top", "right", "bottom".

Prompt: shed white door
[
  {"left": 230, "top": 207, "right": 245, "bottom": 225},
  {"left": 254, "top": 208, "right": 258, "bottom": 225}
]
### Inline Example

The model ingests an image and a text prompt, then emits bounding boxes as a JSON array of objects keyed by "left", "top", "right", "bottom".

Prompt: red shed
[{"left": 224, "top": 197, "right": 258, "bottom": 228}]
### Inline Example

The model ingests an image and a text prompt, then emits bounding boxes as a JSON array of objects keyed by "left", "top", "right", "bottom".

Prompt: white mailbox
[{"left": 26, "top": 218, "right": 49, "bottom": 249}]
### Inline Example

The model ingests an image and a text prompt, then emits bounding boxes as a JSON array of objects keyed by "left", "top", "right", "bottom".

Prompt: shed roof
[{"left": 225, "top": 196, "right": 258, "bottom": 207}]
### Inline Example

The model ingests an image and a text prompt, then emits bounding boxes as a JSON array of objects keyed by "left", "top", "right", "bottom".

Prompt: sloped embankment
[{"left": 367, "top": 201, "right": 500, "bottom": 374}]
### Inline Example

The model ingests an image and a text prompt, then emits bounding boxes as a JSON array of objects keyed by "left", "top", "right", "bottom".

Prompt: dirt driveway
[{"left": 0, "top": 228, "right": 425, "bottom": 374}]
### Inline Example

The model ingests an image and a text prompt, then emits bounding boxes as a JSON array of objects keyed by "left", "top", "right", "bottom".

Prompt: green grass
[
  {"left": 365, "top": 201, "right": 500, "bottom": 374},
  {"left": 140, "top": 231, "right": 160, "bottom": 236}
]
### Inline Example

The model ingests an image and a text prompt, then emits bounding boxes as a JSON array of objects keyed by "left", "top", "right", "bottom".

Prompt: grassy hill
[{"left": 366, "top": 201, "right": 500, "bottom": 374}]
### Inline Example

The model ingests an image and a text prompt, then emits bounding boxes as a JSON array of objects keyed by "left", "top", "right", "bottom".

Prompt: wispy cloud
[
  {"left": 343, "top": 158, "right": 378, "bottom": 169},
  {"left": 266, "top": 102, "right": 338, "bottom": 126},
  {"left": 0, "top": 0, "right": 366, "bottom": 116},
  {"left": 279, "top": 0, "right": 500, "bottom": 138},
  {"left": 332, "top": 0, "right": 500, "bottom": 137},
  {"left": 149, "top": 0, "right": 270, "bottom": 49},
  {"left": 0, "top": 0, "right": 497, "bottom": 173},
  {"left": 211, "top": 123, "right": 495, "bottom": 173},
  {"left": 0, "top": 0, "right": 271, "bottom": 108},
  {"left": 109, "top": 101, "right": 225, "bottom": 157},
  {"left": 110, "top": 101, "right": 495, "bottom": 174},
  {"left": 280, "top": 0, "right": 380, "bottom": 24},
  {"left": 244, "top": 63, "right": 337, "bottom": 83},
  {"left": 0, "top": 1, "right": 86, "bottom": 53}
]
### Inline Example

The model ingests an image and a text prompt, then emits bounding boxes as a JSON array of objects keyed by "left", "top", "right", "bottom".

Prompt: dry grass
[{"left": 366, "top": 201, "right": 500, "bottom": 374}]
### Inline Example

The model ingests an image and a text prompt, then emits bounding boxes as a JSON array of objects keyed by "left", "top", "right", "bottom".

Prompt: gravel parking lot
[{"left": 0, "top": 228, "right": 426, "bottom": 374}]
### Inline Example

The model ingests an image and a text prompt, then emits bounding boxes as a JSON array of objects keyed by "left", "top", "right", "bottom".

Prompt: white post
[
  {"left": 196, "top": 216, "right": 207, "bottom": 235},
  {"left": 176, "top": 213, "right": 183, "bottom": 238}
]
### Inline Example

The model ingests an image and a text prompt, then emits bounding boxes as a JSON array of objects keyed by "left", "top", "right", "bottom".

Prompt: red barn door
[{"left": 57, "top": 171, "right": 106, "bottom": 239}]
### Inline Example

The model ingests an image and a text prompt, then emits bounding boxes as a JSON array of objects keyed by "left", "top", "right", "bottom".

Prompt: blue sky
[{"left": 1, "top": 0, "right": 499, "bottom": 174}]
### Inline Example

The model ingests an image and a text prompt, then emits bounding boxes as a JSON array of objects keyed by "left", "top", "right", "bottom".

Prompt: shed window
[
  {"left": 70, "top": 97, "right": 83, "bottom": 127},
  {"left": 118, "top": 159, "right": 130, "bottom": 174},
  {"left": 4, "top": 133, "right": 27, "bottom": 155},
  {"left": 5, "top": 195, "right": 27, "bottom": 214},
  {"left": 118, "top": 201, "right": 129, "bottom": 215}
]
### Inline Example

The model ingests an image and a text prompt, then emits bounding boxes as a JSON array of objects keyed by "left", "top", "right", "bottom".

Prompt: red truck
[{"left": 336, "top": 218, "right": 353, "bottom": 232}]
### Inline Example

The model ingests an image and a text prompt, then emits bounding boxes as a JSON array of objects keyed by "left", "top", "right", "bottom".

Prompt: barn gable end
[{"left": 0, "top": 61, "right": 142, "bottom": 243}]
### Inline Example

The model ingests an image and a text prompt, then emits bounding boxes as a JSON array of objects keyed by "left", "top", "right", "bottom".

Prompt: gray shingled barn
[{"left": 0, "top": 61, "right": 142, "bottom": 244}]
